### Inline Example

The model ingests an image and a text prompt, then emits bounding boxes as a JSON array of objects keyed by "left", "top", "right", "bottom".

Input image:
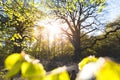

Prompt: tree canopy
[
  {"left": 45, "top": 0, "right": 106, "bottom": 62},
  {"left": 0, "top": 0, "right": 43, "bottom": 53}
]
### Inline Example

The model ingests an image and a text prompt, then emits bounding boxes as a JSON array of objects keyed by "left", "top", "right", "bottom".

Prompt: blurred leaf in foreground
[
  {"left": 95, "top": 58, "right": 120, "bottom": 80},
  {"left": 77, "top": 56, "right": 120, "bottom": 80},
  {"left": 45, "top": 66, "right": 70, "bottom": 80},
  {"left": 21, "top": 62, "right": 46, "bottom": 80},
  {"left": 4, "top": 53, "right": 24, "bottom": 78},
  {"left": 5, "top": 53, "right": 24, "bottom": 70},
  {"left": 78, "top": 56, "right": 98, "bottom": 70}
]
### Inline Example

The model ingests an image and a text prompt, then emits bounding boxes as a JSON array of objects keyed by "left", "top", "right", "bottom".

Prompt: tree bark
[
  {"left": 73, "top": 45, "right": 82, "bottom": 63},
  {"left": 13, "top": 45, "right": 22, "bottom": 53},
  {"left": 72, "top": 30, "right": 82, "bottom": 63},
  {"left": 12, "top": 38, "right": 23, "bottom": 53}
]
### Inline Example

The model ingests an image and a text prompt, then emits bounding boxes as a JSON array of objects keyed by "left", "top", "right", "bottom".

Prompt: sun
[
  {"left": 44, "top": 22, "right": 62, "bottom": 42},
  {"left": 34, "top": 18, "right": 67, "bottom": 43}
]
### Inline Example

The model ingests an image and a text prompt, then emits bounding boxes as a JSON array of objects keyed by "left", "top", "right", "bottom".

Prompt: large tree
[{"left": 46, "top": 0, "right": 106, "bottom": 62}]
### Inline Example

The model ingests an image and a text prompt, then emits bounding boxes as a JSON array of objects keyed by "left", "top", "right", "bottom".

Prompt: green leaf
[
  {"left": 21, "top": 62, "right": 46, "bottom": 79},
  {"left": 6, "top": 61, "right": 22, "bottom": 78},
  {"left": 4, "top": 53, "right": 24, "bottom": 78},
  {"left": 5, "top": 53, "right": 23, "bottom": 70},
  {"left": 59, "top": 71, "right": 70, "bottom": 80},
  {"left": 17, "top": 33, "right": 22, "bottom": 39},
  {"left": 90, "top": 0, "right": 95, "bottom": 4},
  {"left": 45, "top": 67, "right": 70, "bottom": 80},
  {"left": 10, "top": 37, "right": 15, "bottom": 41},
  {"left": 0, "top": 43, "right": 2, "bottom": 47},
  {"left": 80, "top": 0, "right": 84, "bottom": 2}
]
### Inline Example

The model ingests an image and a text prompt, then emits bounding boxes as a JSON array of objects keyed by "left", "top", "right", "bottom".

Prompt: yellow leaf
[
  {"left": 45, "top": 67, "right": 70, "bottom": 80},
  {"left": 95, "top": 59, "right": 120, "bottom": 80},
  {"left": 6, "top": 62, "right": 22, "bottom": 78},
  {"left": 5, "top": 53, "right": 23, "bottom": 70},
  {"left": 21, "top": 62, "right": 46, "bottom": 79}
]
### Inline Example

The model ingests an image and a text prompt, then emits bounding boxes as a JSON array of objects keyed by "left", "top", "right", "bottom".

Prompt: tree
[
  {"left": 93, "top": 17, "right": 120, "bottom": 58},
  {"left": 46, "top": 0, "right": 106, "bottom": 62},
  {"left": 29, "top": 26, "right": 50, "bottom": 60},
  {"left": 0, "top": 0, "right": 43, "bottom": 53}
]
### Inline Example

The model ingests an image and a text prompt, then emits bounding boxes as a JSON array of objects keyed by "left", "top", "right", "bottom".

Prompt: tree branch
[
  {"left": 82, "top": 26, "right": 120, "bottom": 51},
  {"left": 80, "top": 28, "right": 97, "bottom": 38}
]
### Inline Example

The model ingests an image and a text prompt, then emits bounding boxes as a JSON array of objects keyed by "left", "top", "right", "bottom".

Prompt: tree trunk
[
  {"left": 73, "top": 45, "right": 82, "bottom": 63},
  {"left": 13, "top": 45, "right": 22, "bottom": 53},
  {"left": 12, "top": 38, "right": 23, "bottom": 53},
  {"left": 72, "top": 31, "right": 82, "bottom": 63}
]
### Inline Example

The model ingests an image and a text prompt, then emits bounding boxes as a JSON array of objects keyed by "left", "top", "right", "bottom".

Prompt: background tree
[
  {"left": 0, "top": 0, "right": 43, "bottom": 53},
  {"left": 46, "top": 0, "right": 106, "bottom": 62},
  {"left": 92, "top": 17, "right": 120, "bottom": 60},
  {"left": 29, "top": 26, "right": 74, "bottom": 61}
]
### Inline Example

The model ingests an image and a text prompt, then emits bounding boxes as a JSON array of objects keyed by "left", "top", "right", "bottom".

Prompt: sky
[
  {"left": 93, "top": 0, "right": 120, "bottom": 35},
  {"left": 104, "top": 0, "right": 120, "bottom": 22}
]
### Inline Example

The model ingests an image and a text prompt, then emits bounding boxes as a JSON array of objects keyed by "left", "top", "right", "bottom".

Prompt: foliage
[
  {"left": 78, "top": 56, "right": 98, "bottom": 70},
  {"left": 0, "top": 0, "right": 43, "bottom": 53},
  {"left": 4, "top": 52, "right": 70, "bottom": 80},
  {"left": 77, "top": 56, "right": 120, "bottom": 80},
  {"left": 96, "top": 59, "right": 120, "bottom": 80},
  {"left": 1, "top": 0, "right": 120, "bottom": 79},
  {"left": 3, "top": 53, "right": 120, "bottom": 80},
  {"left": 90, "top": 17, "right": 120, "bottom": 58},
  {"left": 93, "top": 32, "right": 120, "bottom": 58}
]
